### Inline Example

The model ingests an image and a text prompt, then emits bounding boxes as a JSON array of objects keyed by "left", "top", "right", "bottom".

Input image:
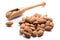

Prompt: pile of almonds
[{"left": 19, "top": 13, "right": 54, "bottom": 38}]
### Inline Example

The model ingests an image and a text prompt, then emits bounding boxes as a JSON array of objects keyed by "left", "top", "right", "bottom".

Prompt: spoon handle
[{"left": 23, "top": 2, "right": 46, "bottom": 11}]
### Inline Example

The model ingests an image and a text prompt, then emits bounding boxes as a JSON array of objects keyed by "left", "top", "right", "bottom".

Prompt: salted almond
[
  {"left": 38, "top": 18, "right": 46, "bottom": 23},
  {"left": 45, "top": 26, "right": 53, "bottom": 31},
  {"left": 24, "top": 26, "right": 29, "bottom": 31},
  {"left": 20, "top": 24, "right": 25, "bottom": 29},
  {"left": 46, "top": 20, "right": 50, "bottom": 26},
  {"left": 24, "top": 32, "right": 31, "bottom": 38},
  {"left": 33, "top": 13, "right": 42, "bottom": 17},
  {"left": 25, "top": 23, "right": 30, "bottom": 26},
  {"left": 38, "top": 30, "right": 44, "bottom": 37},
  {"left": 48, "top": 18, "right": 53, "bottom": 22},
  {"left": 20, "top": 29, "right": 24, "bottom": 34},
  {"left": 19, "top": 20, "right": 25, "bottom": 25},
  {"left": 32, "top": 31, "right": 37, "bottom": 37},
  {"left": 50, "top": 22, "right": 54, "bottom": 27},
  {"left": 30, "top": 27, "right": 35, "bottom": 31},
  {"left": 40, "top": 24, "right": 45, "bottom": 28},
  {"left": 6, "top": 21, "right": 13, "bottom": 27}
]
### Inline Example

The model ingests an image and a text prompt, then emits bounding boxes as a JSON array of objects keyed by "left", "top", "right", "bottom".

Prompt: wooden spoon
[{"left": 6, "top": 2, "right": 46, "bottom": 20}]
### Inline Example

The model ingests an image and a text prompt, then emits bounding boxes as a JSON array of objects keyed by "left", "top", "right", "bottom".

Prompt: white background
[{"left": 0, "top": 0, "right": 60, "bottom": 40}]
